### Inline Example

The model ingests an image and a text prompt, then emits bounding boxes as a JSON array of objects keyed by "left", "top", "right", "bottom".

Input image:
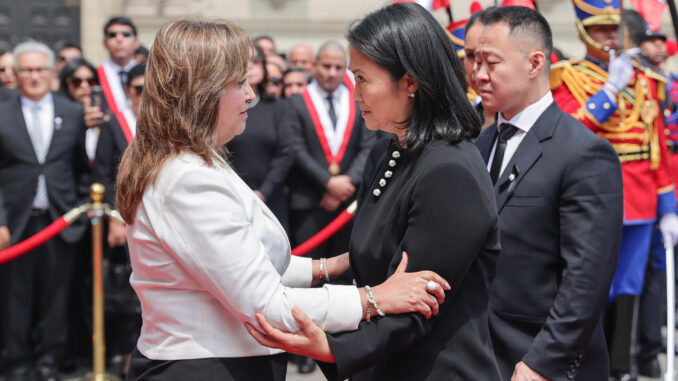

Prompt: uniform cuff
[
  {"left": 585, "top": 89, "right": 618, "bottom": 124},
  {"left": 658, "top": 189, "right": 677, "bottom": 217}
]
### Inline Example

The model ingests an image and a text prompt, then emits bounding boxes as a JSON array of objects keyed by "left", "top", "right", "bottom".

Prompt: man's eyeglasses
[
  {"left": 106, "top": 31, "right": 134, "bottom": 39},
  {"left": 132, "top": 85, "right": 143, "bottom": 95},
  {"left": 68, "top": 76, "right": 97, "bottom": 87},
  {"left": 17, "top": 67, "right": 50, "bottom": 76}
]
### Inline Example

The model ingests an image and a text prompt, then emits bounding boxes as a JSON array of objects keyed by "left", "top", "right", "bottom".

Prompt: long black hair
[
  {"left": 347, "top": 2, "right": 481, "bottom": 150},
  {"left": 58, "top": 57, "right": 99, "bottom": 101}
]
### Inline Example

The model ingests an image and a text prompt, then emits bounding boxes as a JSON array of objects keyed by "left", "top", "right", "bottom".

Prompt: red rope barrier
[
  {"left": 0, "top": 205, "right": 88, "bottom": 266},
  {"left": 292, "top": 201, "right": 357, "bottom": 256}
]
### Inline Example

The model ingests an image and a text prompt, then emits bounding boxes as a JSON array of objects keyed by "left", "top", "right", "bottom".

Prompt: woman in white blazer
[{"left": 115, "top": 20, "right": 449, "bottom": 381}]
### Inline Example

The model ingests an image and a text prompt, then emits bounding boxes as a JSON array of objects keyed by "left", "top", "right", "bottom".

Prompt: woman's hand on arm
[
  {"left": 245, "top": 307, "right": 336, "bottom": 363},
  {"left": 370, "top": 251, "right": 450, "bottom": 319}
]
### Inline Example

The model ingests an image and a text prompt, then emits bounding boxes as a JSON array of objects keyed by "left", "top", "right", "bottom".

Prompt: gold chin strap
[{"left": 576, "top": 21, "right": 611, "bottom": 54}]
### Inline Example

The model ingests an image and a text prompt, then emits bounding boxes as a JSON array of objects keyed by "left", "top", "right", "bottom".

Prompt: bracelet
[
  {"left": 365, "top": 297, "right": 371, "bottom": 323},
  {"left": 320, "top": 257, "right": 330, "bottom": 282},
  {"left": 317, "top": 259, "right": 325, "bottom": 283},
  {"left": 364, "top": 285, "right": 385, "bottom": 317}
]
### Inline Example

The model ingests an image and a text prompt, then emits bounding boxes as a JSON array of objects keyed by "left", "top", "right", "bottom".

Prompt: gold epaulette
[{"left": 550, "top": 60, "right": 571, "bottom": 90}]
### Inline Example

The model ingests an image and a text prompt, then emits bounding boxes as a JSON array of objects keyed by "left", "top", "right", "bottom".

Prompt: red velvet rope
[
  {"left": 0, "top": 216, "right": 70, "bottom": 266},
  {"left": 292, "top": 201, "right": 357, "bottom": 256}
]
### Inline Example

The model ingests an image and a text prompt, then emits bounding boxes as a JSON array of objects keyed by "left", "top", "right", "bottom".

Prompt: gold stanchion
[{"left": 83, "top": 183, "right": 121, "bottom": 381}]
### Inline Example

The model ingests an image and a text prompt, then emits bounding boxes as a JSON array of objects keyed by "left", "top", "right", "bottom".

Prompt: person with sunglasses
[
  {"left": 265, "top": 62, "right": 283, "bottom": 99},
  {"left": 98, "top": 16, "right": 140, "bottom": 151}
]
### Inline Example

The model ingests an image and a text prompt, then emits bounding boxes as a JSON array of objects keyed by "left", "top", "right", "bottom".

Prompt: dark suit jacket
[
  {"left": 0, "top": 93, "right": 90, "bottom": 244},
  {"left": 93, "top": 117, "right": 128, "bottom": 208},
  {"left": 284, "top": 93, "right": 375, "bottom": 210},
  {"left": 0, "top": 87, "right": 18, "bottom": 103},
  {"left": 475, "top": 101, "right": 623, "bottom": 381},
  {"left": 226, "top": 98, "right": 294, "bottom": 229},
  {"left": 319, "top": 139, "right": 501, "bottom": 381}
]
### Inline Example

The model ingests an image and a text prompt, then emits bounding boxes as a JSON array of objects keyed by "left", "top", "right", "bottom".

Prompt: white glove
[
  {"left": 604, "top": 49, "right": 634, "bottom": 95},
  {"left": 660, "top": 212, "right": 678, "bottom": 247}
]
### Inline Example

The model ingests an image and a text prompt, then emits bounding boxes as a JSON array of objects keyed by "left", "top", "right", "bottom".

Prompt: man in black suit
[
  {"left": 473, "top": 7, "right": 623, "bottom": 381},
  {"left": 0, "top": 41, "right": 90, "bottom": 381},
  {"left": 285, "top": 41, "right": 374, "bottom": 262}
]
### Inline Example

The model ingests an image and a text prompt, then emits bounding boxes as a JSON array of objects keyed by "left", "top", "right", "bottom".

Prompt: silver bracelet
[
  {"left": 320, "top": 257, "right": 330, "bottom": 282},
  {"left": 364, "top": 285, "right": 385, "bottom": 317}
]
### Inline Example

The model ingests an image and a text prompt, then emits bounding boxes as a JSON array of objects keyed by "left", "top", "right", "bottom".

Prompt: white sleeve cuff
[
  {"left": 322, "top": 284, "right": 363, "bottom": 333},
  {"left": 281, "top": 256, "right": 313, "bottom": 287}
]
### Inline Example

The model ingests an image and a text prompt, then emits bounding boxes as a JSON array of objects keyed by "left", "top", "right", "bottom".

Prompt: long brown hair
[{"left": 116, "top": 20, "right": 251, "bottom": 223}]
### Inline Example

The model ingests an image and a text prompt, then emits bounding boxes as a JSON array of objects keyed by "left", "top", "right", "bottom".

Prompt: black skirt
[{"left": 126, "top": 347, "right": 287, "bottom": 381}]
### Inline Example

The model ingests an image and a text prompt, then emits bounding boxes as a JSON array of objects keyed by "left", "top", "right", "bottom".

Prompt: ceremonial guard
[{"left": 550, "top": 1, "right": 678, "bottom": 379}]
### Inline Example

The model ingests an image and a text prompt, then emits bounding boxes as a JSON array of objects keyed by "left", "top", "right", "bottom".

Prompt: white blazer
[{"left": 127, "top": 152, "right": 362, "bottom": 360}]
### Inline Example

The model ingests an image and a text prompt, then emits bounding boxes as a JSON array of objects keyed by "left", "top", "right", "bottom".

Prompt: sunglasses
[
  {"left": 69, "top": 76, "right": 97, "bottom": 87},
  {"left": 269, "top": 77, "right": 282, "bottom": 85},
  {"left": 132, "top": 85, "right": 143, "bottom": 95},
  {"left": 106, "top": 30, "right": 133, "bottom": 39},
  {"left": 252, "top": 55, "right": 264, "bottom": 63}
]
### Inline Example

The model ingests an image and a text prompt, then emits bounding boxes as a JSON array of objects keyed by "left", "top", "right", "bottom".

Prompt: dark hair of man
[
  {"left": 135, "top": 45, "right": 149, "bottom": 57},
  {"left": 253, "top": 35, "right": 274, "bottom": 45},
  {"left": 479, "top": 6, "right": 553, "bottom": 67},
  {"left": 624, "top": 9, "right": 649, "bottom": 47},
  {"left": 347, "top": 2, "right": 481, "bottom": 149},
  {"left": 465, "top": 8, "right": 490, "bottom": 35},
  {"left": 104, "top": 16, "right": 138, "bottom": 36},
  {"left": 283, "top": 66, "right": 311, "bottom": 83},
  {"left": 58, "top": 57, "right": 99, "bottom": 101},
  {"left": 57, "top": 41, "right": 82, "bottom": 53},
  {"left": 127, "top": 63, "right": 146, "bottom": 87}
]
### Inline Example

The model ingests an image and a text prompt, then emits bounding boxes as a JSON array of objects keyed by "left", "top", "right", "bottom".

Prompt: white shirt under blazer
[{"left": 127, "top": 152, "right": 362, "bottom": 360}]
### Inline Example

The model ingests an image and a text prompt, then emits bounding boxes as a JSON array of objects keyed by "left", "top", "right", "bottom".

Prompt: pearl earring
[{"left": 410, "top": 93, "right": 415, "bottom": 98}]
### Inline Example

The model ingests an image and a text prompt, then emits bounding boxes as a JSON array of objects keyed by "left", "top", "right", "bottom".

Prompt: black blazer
[
  {"left": 475, "top": 102, "right": 623, "bottom": 381},
  {"left": 226, "top": 98, "right": 294, "bottom": 229},
  {"left": 319, "top": 138, "right": 501, "bottom": 381},
  {"left": 93, "top": 117, "right": 128, "bottom": 208},
  {"left": 284, "top": 93, "right": 375, "bottom": 210},
  {"left": 0, "top": 93, "right": 90, "bottom": 244}
]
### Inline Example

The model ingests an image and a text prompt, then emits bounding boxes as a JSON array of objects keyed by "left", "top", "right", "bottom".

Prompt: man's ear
[{"left": 528, "top": 51, "right": 546, "bottom": 79}]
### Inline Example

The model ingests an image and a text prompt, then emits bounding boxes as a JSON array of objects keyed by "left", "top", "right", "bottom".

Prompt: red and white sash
[{"left": 97, "top": 65, "right": 134, "bottom": 143}]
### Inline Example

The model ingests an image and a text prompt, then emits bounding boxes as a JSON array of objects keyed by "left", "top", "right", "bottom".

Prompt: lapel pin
[{"left": 54, "top": 116, "right": 63, "bottom": 130}]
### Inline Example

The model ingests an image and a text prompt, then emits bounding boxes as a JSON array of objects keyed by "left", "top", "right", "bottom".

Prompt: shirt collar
[
  {"left": 310, "top": 80, "right": 345, "bottom": 101},
  {"left": 105, "top": 57, "right": 137, "bottom": 73},
  {"left": 21, "top": 92, "right": 53, "bottom": 110},
  {"left": 497, "top": 91, "right": 553, "bottom": 134}
]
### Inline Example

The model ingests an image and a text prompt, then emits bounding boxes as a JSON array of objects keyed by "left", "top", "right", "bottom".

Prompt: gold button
[
  {"left": 603, "top": 103, "right": 610, "bottom": 110},
  {"left": 588, "top": 103, "right": 596, "bottom": 110}
]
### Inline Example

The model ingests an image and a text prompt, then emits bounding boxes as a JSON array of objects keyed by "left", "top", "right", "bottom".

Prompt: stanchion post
[
  {"left": 83, "top": 183, "right": 121, "bottom": 381},
  {"left": 666, "top": 240, "right": 675, "bottom": 381}
]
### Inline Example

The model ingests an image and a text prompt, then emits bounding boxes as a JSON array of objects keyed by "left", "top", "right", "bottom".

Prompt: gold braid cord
[{"left": 557, "top": 59, "right": 662, "bottom": 167}]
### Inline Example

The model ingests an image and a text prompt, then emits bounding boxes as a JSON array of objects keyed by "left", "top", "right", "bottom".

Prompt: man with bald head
[
  {"left": 285, "top": 40, "right": 373, "bottom": 279},
  {"left": 289, "top": 43, "right": 315, "bottom": 77},
  {"left": 474, "top": 6, "right": 622, "bottom": 380}
]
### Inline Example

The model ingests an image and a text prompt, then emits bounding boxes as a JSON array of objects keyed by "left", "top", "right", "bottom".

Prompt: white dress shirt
[
  {"left": 127, "top": 152, "right": 362, "bottom": 360},
  {"left": 101, "top": 58, "right": 137, "bottom": 127},
  {"left": 21, "top": 93, "right": 54, "bottom": 209},
  {"left": 307, "top": 81, "right": 350, "bottom": 155},
  {"left": 487, "top": 91, "right": 554, "bottom": 176}
]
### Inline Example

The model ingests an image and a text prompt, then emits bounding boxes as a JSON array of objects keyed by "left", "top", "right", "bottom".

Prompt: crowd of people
[{"left": 0, "top": 1, "right": 677, "bottom": 380}]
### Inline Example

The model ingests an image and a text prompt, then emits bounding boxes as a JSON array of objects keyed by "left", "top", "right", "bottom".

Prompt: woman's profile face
[
  {"left": 215, "top": 77, "right": 255, "bottom": 146},
  {"left": 67, "top": 66, "right": 96, "bottom": 105},
  {"left": 349, "top": 47, "right": 414, "bottom": 135}
]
